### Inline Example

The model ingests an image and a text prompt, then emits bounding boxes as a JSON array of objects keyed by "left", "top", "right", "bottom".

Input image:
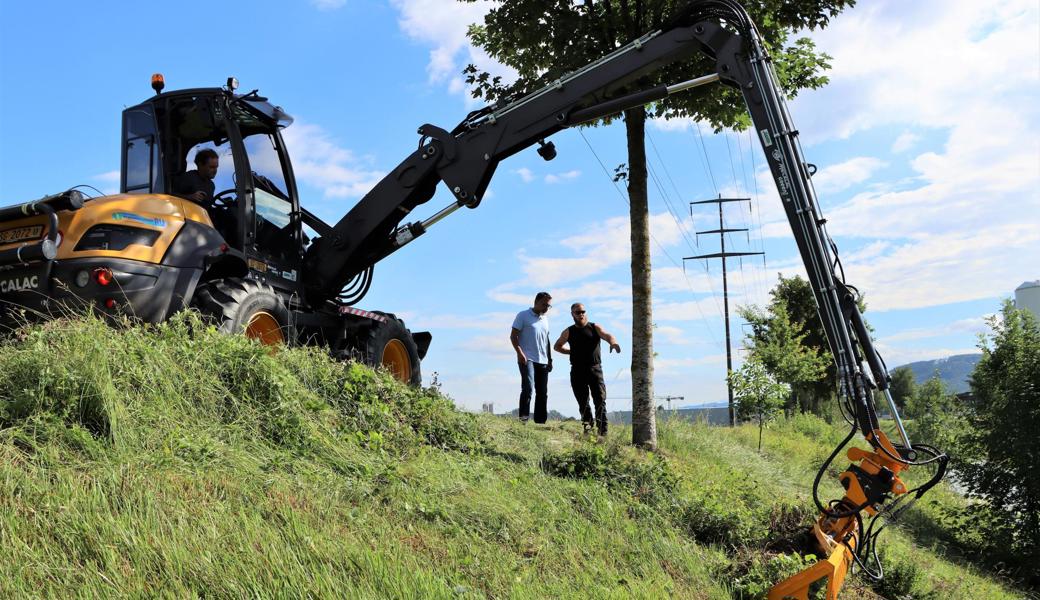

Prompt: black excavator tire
[
  {"left": 346, "top": 312, "right": 422, "bottom": 386},
  {"left": 192, "top": 277, "right": 293, "bottom": 346}
]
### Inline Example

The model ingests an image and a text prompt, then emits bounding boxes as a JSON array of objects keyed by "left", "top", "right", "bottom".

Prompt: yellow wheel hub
[
  {"left": 381, "top": 339, "right": 411, "bottom": 383},
  {"left": 244, "top": 311, "right": 285, "bottom": 346}
]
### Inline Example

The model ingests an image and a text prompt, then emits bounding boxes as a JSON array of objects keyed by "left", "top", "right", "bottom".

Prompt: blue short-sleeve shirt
[{"left": 512, "top": 308, "right": 550, "bottom": 364}]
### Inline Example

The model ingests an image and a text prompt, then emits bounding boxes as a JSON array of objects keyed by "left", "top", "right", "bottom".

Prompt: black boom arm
[
  {"left": 305, "top": 5, "right": 949, "bottom": 592},
  {"left": 303, "top": 7, "right": 729, "bottom": 305},
  {"left": 304, "top": 1, "right": 903, "bottom": 438},
  {"left": 305, "top": 0, "right": 921, "bottom": 453}
]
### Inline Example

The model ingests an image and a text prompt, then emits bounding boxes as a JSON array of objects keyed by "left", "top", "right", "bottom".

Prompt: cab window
[
  {"left": 123, "top": 106, "right": 163, "bottom": 193},
  {"left": 243, "top": 132, "right": 296, "bottom": 261}
]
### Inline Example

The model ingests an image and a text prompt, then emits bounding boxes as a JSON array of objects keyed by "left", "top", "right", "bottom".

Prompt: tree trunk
[{"left": 625, "top": 108, "right": 656, "bottom": 450}]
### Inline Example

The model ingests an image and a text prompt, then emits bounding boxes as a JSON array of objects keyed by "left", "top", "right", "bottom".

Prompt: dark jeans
[
  {"left": 571, "top": 364, "right": 607, "bottom": 434},
  {"left": 518, "top": 361, "right": 549, "bottom": 424}
]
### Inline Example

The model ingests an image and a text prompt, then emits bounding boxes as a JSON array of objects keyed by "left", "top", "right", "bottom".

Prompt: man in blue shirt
[{"left": 510, "top": 292, "right": 553, "bottom": 424}]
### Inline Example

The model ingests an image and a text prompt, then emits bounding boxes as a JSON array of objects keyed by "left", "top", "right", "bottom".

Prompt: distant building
[
  {"left": 481, "top": 402, "right": 494, "bottom": 414},
  {"left": 1015, "top": 280, "right": 1040, "bottom": 319}
]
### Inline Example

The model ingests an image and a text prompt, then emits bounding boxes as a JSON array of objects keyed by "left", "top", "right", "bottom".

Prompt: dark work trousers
[
  {"left": 518, "top": 361, "right": 550, "bottom": 424},
  {"left": 571, "top": 364, "right": 607, "bottom": 434}
]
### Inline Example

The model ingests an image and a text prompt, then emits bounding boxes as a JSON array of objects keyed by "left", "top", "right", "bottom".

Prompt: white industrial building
[{"left": 1015, "top": 280, "right": 1040, "bottom": 319}]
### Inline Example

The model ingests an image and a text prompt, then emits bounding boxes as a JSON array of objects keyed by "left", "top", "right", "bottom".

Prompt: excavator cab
[{"left": 120, "top": 80, "right": 303, "bottom": 276}]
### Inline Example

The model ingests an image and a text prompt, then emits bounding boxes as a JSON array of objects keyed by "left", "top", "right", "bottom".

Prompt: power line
[
  {"left": 578, "top": 127, "right": 727, "bottom": 353},
  {"left": 685, "top": 197, "right": 764, "bottom": 427}
]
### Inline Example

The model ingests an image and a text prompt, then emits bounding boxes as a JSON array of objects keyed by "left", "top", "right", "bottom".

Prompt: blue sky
[{"left": 1, "top": 1, "right": 1037, "bottom": 416}]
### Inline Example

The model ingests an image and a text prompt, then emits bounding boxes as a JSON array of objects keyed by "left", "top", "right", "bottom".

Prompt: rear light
[
  {"left": 74, "top": 270, "right": 90, "bottom": 287},
  {"left": 104, "top": 298, "right": 118, "bottom": 309},
  {"left": 93, "top": 267, "right": 114, "bottom": 286}
]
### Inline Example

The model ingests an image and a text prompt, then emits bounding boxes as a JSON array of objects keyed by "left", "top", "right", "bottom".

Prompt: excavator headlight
[{"left": 226, "top": 77, "right": 239, "bottom": 92}]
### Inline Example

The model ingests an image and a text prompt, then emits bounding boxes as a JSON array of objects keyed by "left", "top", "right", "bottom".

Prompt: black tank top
[{"left": 568, "top": 323, "right": 601, "bottom": 366}]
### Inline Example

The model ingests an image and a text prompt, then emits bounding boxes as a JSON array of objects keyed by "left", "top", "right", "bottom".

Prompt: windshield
[{"left": 243, "top": 132, "right": 296, "bottom": 262}]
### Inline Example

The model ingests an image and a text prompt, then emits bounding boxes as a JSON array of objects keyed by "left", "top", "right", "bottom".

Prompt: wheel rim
[
  {"left": 381, "top": 339, "right": 411, "bottom": 383},
  {"left": 245, "top": 311, "right": 285, "bottom": 346}
]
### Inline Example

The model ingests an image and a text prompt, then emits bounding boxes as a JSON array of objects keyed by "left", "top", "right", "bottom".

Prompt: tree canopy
[
  {"left": 463, "top": 0, "right": 854, "bottom": 131},
  {"left": 953, "top": 300, "right": 1040, "bottom": 573},
  {"left": 739, "top": 274, "right": 834, "bottom": 415},
  {"left": 888, "top": 366, "right": 916, "bottom": 410}
]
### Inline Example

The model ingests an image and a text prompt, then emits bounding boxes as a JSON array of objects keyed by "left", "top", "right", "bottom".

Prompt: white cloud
[
  {"left": 280, "top": 121, "right": 385, "bottom": 199},
  {"left": 795, "top": 1, "right": 1039, "bottom": 144},
  {"left": 454, "top": 332, "right": 517, "bottom": 358},
  {"left": 650, "top": 116, "right": 696, "bottom": 132},
  {"left": 487, "top": 280, "right": 632, "bottom": 320},
  {"left": 653, "top": 297, "right": 729, "bottom": 322},
  {"left": 811, "top": 157, "right": 887, "bottom": 194},
  {"left": 412, "top": 312, "right": 519, "bottom": 331},
  {"left": 655, "top": 354, "right": 726, "bottom": 375},
  {"left": 751, "top": 2, "right": 1040, "bottom": 313},
  {"left": 654, "top": 325, "right": 692, "bottom": 346},
  {"left": 544, "top": 170, "right": 581, "bottom": 184},
  {"left": 891, "top": 132, "right": 920, "bottom": 153},
  {"left": 390, "top": 0, "right": 514, "bottom": 93},
  {"left": 879, "top": 315, "right": 992, "bottom": 343},
  {"left": 494, "top": 212, "right": 687, "bottom": 289},
  {"left": 874, "top": 344, "right": 981, "bottom": 368},
  {"left": 310, "top": 0, "right": 346, "bottom": 9},
  {"left": 513, "top": 167, "right": 535, "bottom": 183},
  {"left": 92, "top": 170, "right": 120, "bottom": 195}
]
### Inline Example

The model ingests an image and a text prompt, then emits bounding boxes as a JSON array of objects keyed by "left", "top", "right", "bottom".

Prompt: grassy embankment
[{"left": 0, "top": 313, "right": 1029, "bottom": 599}]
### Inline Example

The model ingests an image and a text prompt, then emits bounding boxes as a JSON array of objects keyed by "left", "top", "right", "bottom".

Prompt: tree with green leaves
[
  {"left": 729, "top": 357, "right": 788, "bottom": 451},
  {"left": 463, "top": 1, "right": 855, "bottom": 449},
  {"left": 888, "top": 366, "right": 916, "bottom": 410},
  {"left": 738, "top": 296, "right": 827, "bottom": 415},
  {"left": 905, "top": 375, "right": 963, "bottom": 449},
  {"left": 740, "top": 274, "right": 837, "bottom": 415},
  {"left": 954, "top": 301, "right": 1040, "bottom": 573}
]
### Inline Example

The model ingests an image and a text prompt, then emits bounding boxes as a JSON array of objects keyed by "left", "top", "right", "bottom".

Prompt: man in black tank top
[{"left": 554, "top": 303, "right": 621, "bottom": 436}]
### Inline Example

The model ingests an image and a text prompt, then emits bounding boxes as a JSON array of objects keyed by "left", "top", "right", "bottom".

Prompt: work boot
[{"left": 582, "top": 422, "right": 593, "bottom": 435}]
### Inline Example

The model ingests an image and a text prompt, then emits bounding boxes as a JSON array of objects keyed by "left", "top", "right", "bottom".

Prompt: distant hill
[{"left": 892, "top": 353, "right": 982, "bottom": 394}]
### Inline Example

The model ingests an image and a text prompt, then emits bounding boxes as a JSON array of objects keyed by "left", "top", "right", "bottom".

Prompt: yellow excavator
[{"left": 0, "top": 2, "right": 947, "bottom": 596}]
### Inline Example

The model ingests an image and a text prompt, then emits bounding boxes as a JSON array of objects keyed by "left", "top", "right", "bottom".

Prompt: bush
[
  {"left": 541, "top": 441, "right": 678, "bottom": 503},
  {"left": 0, "top": 312, "right": 486, "bottom": 461}
]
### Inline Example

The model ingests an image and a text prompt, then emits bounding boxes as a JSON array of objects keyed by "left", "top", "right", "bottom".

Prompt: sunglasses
[{"left": 572, "top": 310, "right": 586, "bottom": 315}]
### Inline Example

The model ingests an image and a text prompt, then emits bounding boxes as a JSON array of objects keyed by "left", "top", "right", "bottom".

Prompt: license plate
[{"left": 0, "top": 225, "right": 43, "bottom": 244}]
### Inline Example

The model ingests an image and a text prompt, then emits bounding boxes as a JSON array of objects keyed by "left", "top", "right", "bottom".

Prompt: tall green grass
[{"left": 0, "top": 314, "right": 1029, "bottom": 599}]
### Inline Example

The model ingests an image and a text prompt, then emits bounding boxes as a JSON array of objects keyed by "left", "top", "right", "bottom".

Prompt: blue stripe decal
[{"left": 111, "top": 212, "right": 167, "bottom": 228}]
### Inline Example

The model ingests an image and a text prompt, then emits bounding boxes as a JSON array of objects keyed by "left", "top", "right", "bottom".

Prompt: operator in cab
[{"left": 172, "top": 149, "right": 219, "bottom": 204}]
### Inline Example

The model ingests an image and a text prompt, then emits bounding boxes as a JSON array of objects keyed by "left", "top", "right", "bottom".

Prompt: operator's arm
[
  {"left": 554, "top": 328, "right": 570, "bottom": 355},
  {"left": 171, "top": 172, "right": 210, "bottom": 204},
  {"left": 594, "top": 324, "right": 621, "bottom": 353},
  {"left": 510, "top": 327, "right": 527, "bottom": 365}
]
